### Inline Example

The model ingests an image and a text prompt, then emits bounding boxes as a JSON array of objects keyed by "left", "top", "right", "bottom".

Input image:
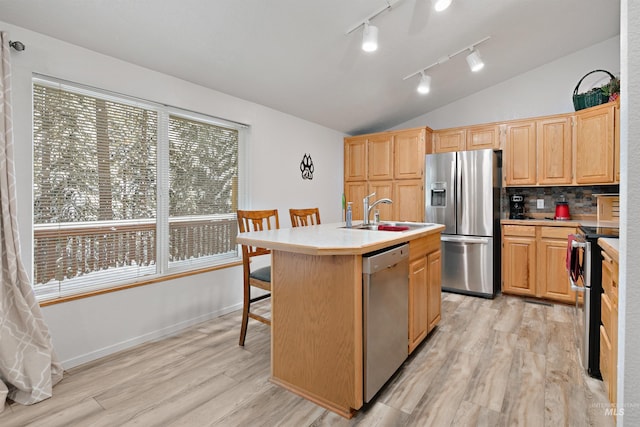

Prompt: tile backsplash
[{"left": 502, "top": 185, "right": 619, "bottom": 218}]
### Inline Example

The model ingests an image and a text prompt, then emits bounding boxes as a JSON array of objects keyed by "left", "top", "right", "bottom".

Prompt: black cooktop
[{"left": 579, "top": 225, "right": 620, "bottom": 238}]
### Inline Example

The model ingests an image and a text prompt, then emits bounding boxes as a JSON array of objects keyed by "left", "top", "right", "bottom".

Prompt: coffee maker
[{"left": 509, "top": 194, "right": 525, "bottom": 219}]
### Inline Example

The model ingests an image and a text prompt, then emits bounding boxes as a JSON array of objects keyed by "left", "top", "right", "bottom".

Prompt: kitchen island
[{"left": 236, "top": 221, "right": 444, "bottom": 418}]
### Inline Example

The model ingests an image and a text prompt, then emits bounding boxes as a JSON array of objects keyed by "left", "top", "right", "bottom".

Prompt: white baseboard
[{"left": 60, "top": 302, "right": 243, "bottom": 369}]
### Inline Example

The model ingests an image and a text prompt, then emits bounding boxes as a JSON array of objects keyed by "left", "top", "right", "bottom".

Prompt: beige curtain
[{"left": 0, "top": 32, "right": 63, "bottom": 412}]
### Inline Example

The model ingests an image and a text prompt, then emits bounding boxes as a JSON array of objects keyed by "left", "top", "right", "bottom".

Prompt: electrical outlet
[{"left": 537, "top": 199, "right": 545, "bottom": 209}]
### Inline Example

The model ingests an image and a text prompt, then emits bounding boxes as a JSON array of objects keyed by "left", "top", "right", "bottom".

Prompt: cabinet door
[
  {"left": 575, "top": 103, "right": 614, "bottom": 184},
  {"left": 344, "top": 182, "right": 366, "bottom": 221},
  {"left": 408, "top": 256, "right": 428, "bottom": 354},
  {"left": 433, "top": 128, "right": 466, "bottom": 153},
  {"left": 394, "top": 128, "right": 426, "bottom": 180},
  {"left": 344, "top": 137, "right": 367, "bottom": 181},
  {"left": 393, "top": 179, "right": 424, "bottom": 222},
  {"left": 538, "top": 238, "right": 575, "bottom": 303},
  {"left": 467, "top": 124, "right": 500, "bottom": 150},
  {"left": 502, "top": 235, "right": 536, "bottom": 296},
  {"left": 537, "top": 116, "right": 573, "bottom": 185},
  {"left": 368, "top": 181, "right": 393, "bottom": 222},
  {"left": 505, "top": 121, "right": 537, "bottom": 186},
  {"left": 427, "top": 250, "right": 441, "bottom": 333},
  {"left": 368, "top": 134, "right": 393, "bottom": 180}
]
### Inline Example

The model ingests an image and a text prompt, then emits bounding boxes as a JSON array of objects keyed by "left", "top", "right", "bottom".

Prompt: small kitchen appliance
[
  {"left": 554, "top": 196, "right": 571, "bottom": 220},
  {"left": 509, "top": 194, "right": 525, "bottom": 219}
]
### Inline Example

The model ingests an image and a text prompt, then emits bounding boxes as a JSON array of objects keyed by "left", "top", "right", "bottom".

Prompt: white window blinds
[{"left": 32, "top": 78, "right": 242, "bottom": 301}]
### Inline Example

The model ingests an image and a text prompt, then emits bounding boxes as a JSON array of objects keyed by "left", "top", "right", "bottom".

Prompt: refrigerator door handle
[{"left": 441, "top": 235, "right": 490, "bottom": 244}]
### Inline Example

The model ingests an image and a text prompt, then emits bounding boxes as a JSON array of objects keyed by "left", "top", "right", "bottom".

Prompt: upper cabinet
[
  {"left": 344, "top": 127, "right": 430, "bottom": 222},
  {"left": 504, "top": 120, "right": 537, "bottom": 186},
  {"left": 344, "top": 137, "right": 367, "bottom": 182},
  {"left": 394, "top": 128, "right": 426, "bottom": 180},
  {"left": 537, "top": 116, "right": 573, "bottom": 185},
  {"left": 432, "top": 123, "right": 502, "bottom": 153},
  {"left": 575, "top": 102, "right": 615, "bottom": 184}
]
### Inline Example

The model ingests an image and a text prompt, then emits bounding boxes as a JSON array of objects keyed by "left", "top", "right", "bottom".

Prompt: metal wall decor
[{"left": 300, "top": 153, "right": 314, "bottom": 180}]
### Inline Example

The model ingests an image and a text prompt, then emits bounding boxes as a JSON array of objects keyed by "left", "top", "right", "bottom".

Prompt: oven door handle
[{"left": 570, "top": 277, "right": 585, "bottom": 292}]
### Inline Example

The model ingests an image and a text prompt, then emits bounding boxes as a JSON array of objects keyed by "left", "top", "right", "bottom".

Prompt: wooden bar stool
[
  {"left": 289, "top": 207, "right": 321, "bottom": 227},
  {"left": 236, "top": 209, "right": 280, "bottom": 346}
]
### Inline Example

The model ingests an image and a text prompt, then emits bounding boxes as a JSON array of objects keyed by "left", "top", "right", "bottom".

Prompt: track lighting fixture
[
  {"left": 346, "top": 0, "right": 402, "bottom": 54},
  {"left": 434, "top": 0, "right": 452, "bottom": 12},
  {"left": 403, "top": 36, "right": 490, "bottom": 95},
  {"left": 466, "top": 48, "right": 484, "bottom": 72},
  {"left": 417, "top": 72, "right": 431, "bottom": 94},
  {"left": 362, "top": 22, "right": 379, "bottom": 53},
  {"left": 9, "top": 40, "right": 25, "bottom": 51}
]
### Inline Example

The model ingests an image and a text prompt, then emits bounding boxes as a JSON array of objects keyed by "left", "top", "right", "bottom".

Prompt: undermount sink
[{"left": 342, "top": 222, "right": 435, "bottom": 231}]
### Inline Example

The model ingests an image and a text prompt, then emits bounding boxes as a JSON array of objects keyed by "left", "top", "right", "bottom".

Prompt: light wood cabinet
[
  {"left": 502, "top": 226, "right": 536, "bottom": 296},
  {"left": 575, "top": 103, "right": 615, "bottom": 184},
  {"left": 393, "top": 179, "right": 424, "bottom": 223},
  {"left": 427, "top": 250, "right": 442, "bottom": 331},
  {"left": 600, "top": 244, "right": 618, "bottom": 414},
  {"left": 537, "top": 226, "right": 576, "bottom": 303},
  {"left": 537, "top": 116, "right": 573, "bottom": 185},
  {"left": 504, "top": 121, "right": 537, "bottom": 186},
  {"left": 467, "top": 124, "right": 502, "bottom": 150},
  {"left": 344, "top": 137, "right": 367, "bottom": 182},
  {"left": 394, "top": 128, "right": 426, "bottom": 180},
  {"left": 502, "top": 224, "right": 576, "bottom": 303},
  {"left": 344, "top": 127, "right": 428, "bottom": 222},
  {"left": 368, "top": 134, "right": 394, "bottom": 181},
  {"left": 432, "top": 128, "right": 466, "bottom": 153},
  {"left": 367, "top": 181, "right": 393, "bottom": 222},
  {"left": 408, "top": 233, "right": 441, "bottom": 354},
  {"left": 344, "top": 181, "right": 366, "bottom": 221}
]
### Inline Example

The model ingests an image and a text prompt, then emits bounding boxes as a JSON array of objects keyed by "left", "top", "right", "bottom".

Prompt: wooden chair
[
  {"left": 289, "top": 208, "right": 321, "bottom": 227},
  {"left": 236, "top": 209, "right": 280, "bottom": 346}
]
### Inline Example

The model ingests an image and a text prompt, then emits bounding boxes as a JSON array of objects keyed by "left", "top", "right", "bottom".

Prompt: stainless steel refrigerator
[{"left": 425, "top": 149, "right": 501, "bottom": 298}]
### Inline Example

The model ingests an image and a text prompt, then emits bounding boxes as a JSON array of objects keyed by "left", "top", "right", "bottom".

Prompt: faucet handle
[{"left": 365, "top": 192, "right": 376, "bottom": 200}]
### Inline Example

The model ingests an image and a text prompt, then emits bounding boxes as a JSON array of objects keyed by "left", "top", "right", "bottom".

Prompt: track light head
[
  {"left": 417, "top": 72, "right": 431, "bottom": 94},
  {"left": 466, "top": 48, "right": 484, "bottom": 72},
  {"left": 434, "top": 0, "right": 452, "bottom": 12},
  {"left": 9, "top": 40, "right": 25, "bottom": 51},
  {"left": 362, "top": 22, "right": 378, "bottom": 52}
]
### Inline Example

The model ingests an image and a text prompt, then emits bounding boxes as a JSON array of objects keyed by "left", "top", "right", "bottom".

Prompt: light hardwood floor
[{"left": 0, "top": 293, "right": 615, "bottom": 426}]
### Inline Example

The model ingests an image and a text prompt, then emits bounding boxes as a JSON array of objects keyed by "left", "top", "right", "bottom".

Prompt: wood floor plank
[{"left": 0, "top": 292, "right": 617, "bottom": 426}]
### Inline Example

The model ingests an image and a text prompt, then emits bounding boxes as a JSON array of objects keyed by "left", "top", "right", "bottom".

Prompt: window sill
[{"left": 38, "top": 260, "right": 242, "bottom": 307}]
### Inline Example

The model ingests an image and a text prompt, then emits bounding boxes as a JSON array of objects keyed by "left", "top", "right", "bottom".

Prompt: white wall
[
  {"left": 620, "top": 2, "right": 639, "bottom": 425},
  {"left": 393, "top": 36, "right": 621, "bottom": 130},
  {"left": 2, "top": 21, "right": 345, "bottom": 368}
]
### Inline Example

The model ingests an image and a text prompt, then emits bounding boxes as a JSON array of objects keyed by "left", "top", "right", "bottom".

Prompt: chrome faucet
[{"left": 363, "top": 192, "right": 393, "bottom": 225}]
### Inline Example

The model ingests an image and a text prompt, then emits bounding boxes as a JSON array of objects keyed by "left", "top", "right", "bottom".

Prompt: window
[{"left": 32, "top": 78, "right": 243, "bottom": 300}]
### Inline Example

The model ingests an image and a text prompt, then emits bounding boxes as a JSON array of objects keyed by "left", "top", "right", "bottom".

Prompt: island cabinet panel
[
  {"left": 368, "top": 134, "right": 394, "bottom": 181},
  {"left": 271, "top": 251, "right": 363, "bottom": 417},
  {"left": 344, "top": 137, "right": 367, "bottom": 182},
  {"left": 537, "top": 116, "right": 573, "bottom": 185},
  {"left": 575, "top": 103, "right": 614, "bottom": 184},
  {"left": 408, "top": 233, "right": 441, "bottom": 353}
]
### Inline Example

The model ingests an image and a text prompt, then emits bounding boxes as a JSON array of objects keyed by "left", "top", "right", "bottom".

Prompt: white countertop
[{"left": 236, "top": 221, "right": 445, "bottom": 256}]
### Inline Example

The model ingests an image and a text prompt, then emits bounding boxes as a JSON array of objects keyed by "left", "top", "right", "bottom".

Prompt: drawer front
[
  {"left": 503, "top": 225, "right": 535, "bottom": 237},
  {"left": 601, "top": 293, "right": 612, "bottom": 338},
  {"left": 540, "top": 226, "right": 575, "bottom": 239},
  {"left": 409, "top": 233, "right": 440, "bottom": 260},
  {"left": 602, "top": 256, "right": 614, "bottom": 298}
]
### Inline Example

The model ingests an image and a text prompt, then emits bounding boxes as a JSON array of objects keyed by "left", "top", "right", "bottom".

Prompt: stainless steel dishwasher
[{"left": 362, "top": 243, "right": 409, "bottom": 402}]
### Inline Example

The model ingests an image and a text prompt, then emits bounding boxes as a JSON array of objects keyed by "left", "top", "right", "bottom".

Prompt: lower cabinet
[
  {"left": 600, "top": 244, "right": 618, "bottom": 415},
  {"left": 502, "top": 224, "right": 576, "bottom": 303},
  {"left": 408, "top": 234, "right": 441, "bottom": 353}
]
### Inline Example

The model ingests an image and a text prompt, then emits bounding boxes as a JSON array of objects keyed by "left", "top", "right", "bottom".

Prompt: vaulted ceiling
[{"left": 0, "top": 0, "right": 620, "bottom": 134}]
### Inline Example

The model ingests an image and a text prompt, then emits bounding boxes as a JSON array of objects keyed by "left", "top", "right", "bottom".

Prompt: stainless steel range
[{"left": 569, "top": 225, "right": 619, "bottom": 378}]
